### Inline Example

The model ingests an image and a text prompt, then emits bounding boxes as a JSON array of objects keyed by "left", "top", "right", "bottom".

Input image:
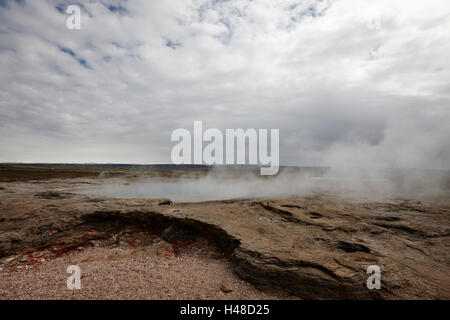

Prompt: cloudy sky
[{"left": 0, "top": 0, "right": 449, "bottom": 168}]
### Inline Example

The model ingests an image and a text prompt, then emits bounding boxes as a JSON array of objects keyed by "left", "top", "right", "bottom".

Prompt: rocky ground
[
  {"left": 0, "top": 237, "right": 283, "bottom": 299},
  {"left": 0, "top": 173, "right": 449, "bottom": 300}
]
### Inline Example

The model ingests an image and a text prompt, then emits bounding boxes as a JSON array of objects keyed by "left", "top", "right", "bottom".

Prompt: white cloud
[{"left": 0, "top": 0, "right": 449, "bottom": 168}]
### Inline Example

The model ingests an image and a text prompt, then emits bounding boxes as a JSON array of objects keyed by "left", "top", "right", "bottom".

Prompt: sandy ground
[
  {"left": 0, "top": 247, "right": 284, "bottom": 299},
  {"left": 0, "top": 241, "right": 287, "bottom": 300}
]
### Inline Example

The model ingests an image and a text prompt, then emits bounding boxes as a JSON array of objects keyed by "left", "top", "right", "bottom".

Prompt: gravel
[{"left": 0, "top": 242, "right": 288, "bottom": 300}]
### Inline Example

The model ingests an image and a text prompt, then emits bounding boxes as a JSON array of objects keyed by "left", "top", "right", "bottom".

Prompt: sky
[{"left": 0, "top": 0, "right": 449, "bottom": 169}]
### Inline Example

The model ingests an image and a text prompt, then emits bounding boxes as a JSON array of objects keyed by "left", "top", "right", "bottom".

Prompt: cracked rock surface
[{"left": 1, "top": 178, "right": 449, "bottom": 299}]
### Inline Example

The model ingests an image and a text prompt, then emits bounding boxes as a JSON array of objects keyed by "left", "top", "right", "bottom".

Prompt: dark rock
[
  {"left": 162, "top": 224, "right": 195, "bottom": 242},
  {"left": 336, "top": 240, "right": 371, "bottom": 253},
  {"left": 220, "top": 284, "right": 233, "bottom": 293},
  {"left": 158, "top": 199, "right": 172, "bottom": 206},
  {"left": 34, "top": 191, "right": 71, "bottom": 200}
]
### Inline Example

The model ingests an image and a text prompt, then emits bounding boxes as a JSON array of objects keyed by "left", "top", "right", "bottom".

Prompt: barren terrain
[{"left": 0, "top": 165, "right": 449, "bottom": 299}]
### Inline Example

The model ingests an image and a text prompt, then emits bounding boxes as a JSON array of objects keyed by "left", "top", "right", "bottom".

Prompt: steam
[{"left": 80, "top": 166, "right": 449, "bottom": 202}]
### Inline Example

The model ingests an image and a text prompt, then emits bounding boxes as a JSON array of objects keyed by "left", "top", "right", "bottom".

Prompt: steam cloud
[{"left": 83, "top": 167, "right": 450, "bottom": 202}]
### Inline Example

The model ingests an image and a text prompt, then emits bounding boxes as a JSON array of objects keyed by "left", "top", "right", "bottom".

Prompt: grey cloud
[{"left": 0, "top": 0, "right": 449, "bottom": 169}]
